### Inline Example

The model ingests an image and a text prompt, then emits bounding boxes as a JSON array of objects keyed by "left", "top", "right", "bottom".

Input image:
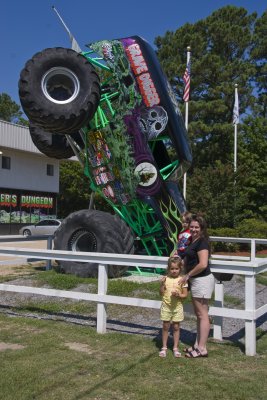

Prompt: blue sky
[{"left": 1, "top": 0, "right": 265, "bottom": 105}]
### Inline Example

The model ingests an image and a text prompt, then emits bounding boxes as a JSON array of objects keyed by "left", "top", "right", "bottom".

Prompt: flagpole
[
  {"left": 52, "top": 6, "right": 82, "bottom": 53},
  {"left": 233, "top": 84, "right": 238, "bottom": 173},
  {"left": 234, "top": 123, "right": 237, "bottom": 173},
  {"left": 183, "top": 46, "right": 191, "bottom": 200},
  {"left": 233, "top": 83, "right": 239, "bottom": 227}
]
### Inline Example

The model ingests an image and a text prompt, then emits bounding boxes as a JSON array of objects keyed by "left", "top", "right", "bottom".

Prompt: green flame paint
[{"left": 159, "top": 196, "right": 181, "bottom": 254}]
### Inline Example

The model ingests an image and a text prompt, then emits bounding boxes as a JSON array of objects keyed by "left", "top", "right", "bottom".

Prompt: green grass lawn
[
  {"left": 0, "top": 265, "right": 266, "bottom": 399},
  {"left": 0, "top": 267, "right": 267, "bottom": 400},
  {"left": 0, "top": 313, "right": 266, "bottom": 400}
]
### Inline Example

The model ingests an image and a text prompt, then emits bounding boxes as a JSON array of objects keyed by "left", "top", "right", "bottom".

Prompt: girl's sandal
[
  {"left": 173, "top": 348, "right": 182, "bottom": 358},
  {"left": 159, "top": 347, "right": 167, "bottom": 357}
]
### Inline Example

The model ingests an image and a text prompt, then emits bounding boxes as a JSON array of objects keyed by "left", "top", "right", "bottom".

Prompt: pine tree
[{"left": 155, "top": 6, "right": 266, "bottom": 226}]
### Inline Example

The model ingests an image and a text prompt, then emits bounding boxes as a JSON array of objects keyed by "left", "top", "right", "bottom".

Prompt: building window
[
  {"left": 47, "top": 164, "right": 54, "bottom": 176},
  {"left": 2, "top": 156, "right": 11, "bottom": 170}
]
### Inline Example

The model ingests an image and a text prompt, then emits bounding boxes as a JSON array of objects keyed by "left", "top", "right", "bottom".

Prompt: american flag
[{"left": 183, "top": 58, "right": 191, "bottom": 102}]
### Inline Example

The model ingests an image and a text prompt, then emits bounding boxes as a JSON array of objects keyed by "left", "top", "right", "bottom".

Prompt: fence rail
[{"left": 0, "top": 235, "right": 266, "bottom": 356}]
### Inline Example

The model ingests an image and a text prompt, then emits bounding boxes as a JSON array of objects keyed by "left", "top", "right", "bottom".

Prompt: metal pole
[
  {"left": 234, "top": 123, "right": 237, "bottom": 173},
  {"left": 233, "top": 84, "right": 238, "bottom": 225},
  {"left": 52, "top": 6, "right": 81, "bottom": 53},
  {"left": 46, "top": 235, "right": 53, "bottom": 271},
  {"left": 233, "top": 84, "right": 238, "bottom": 173},
  {"left": 183, "top": 46, "right": 191, "bottom": 200}
]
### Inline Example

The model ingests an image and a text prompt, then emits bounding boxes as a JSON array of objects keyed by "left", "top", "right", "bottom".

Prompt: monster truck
[{"left": 18, "top": 32, "right": 192, "bottom": 278}]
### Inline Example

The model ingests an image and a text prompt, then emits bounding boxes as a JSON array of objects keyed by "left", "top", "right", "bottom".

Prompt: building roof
[{"left": 0, "top": 119, "right": 43, "bottom": 155}]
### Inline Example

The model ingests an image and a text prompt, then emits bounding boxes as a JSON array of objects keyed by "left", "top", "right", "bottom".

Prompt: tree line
[
  {"left": 0, "top": 5, "right": 266, "bottom": 233},
  {"left": 155, "top": 5, "right": 266, "bottom": 228}
]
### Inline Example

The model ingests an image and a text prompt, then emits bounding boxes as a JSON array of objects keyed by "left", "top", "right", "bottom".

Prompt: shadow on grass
[
  {"left": 74, "top": 350, "right": 156, "bottom": 400},
  {"left": 209, "top": 312, "right": 267, "bottom": 353},
  {"left": 0, "top": 304, "right": 266, "bottom": 355}
]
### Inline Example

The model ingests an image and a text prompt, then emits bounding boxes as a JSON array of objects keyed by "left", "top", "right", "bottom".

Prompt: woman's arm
[{"left": 182, "top": 249, "right": 209, "bottom": 283}]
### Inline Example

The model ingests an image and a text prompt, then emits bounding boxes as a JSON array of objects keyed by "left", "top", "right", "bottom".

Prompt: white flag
[
  {"left": 52, "top": 6, "right": 82, "bottom": 53},
  {"left": 233, "top": 88, "right": 239, "bottom": 125}
]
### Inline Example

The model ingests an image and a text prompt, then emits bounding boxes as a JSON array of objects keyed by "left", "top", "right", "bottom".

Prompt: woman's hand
[{"left": 180, "top": 274, "right": 190, "bottom": 285}]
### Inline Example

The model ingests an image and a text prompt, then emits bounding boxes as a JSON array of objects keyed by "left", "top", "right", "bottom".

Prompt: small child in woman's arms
[{"left": 176, "top": 211, "right": 192, "bottom": 258}]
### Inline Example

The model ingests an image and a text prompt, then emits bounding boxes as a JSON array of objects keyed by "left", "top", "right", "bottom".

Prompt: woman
[{"left": 181, "top": 213, "right": 214, "bottom": 358}]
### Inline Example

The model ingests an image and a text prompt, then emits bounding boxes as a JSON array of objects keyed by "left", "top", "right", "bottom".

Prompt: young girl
[
  {"left": 177, "top": 211, "right": 192, "bottom": 258},
  {"left": 159, "top": 256, "right": 188, "bottom": 358}
]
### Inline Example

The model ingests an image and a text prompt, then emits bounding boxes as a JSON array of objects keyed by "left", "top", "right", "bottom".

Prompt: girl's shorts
[
  {"left": 160, "top": 302, "right": 184, "bottom": 322},
  {"left": 189, "top": 273, "right": 215, "bottom": 299}
]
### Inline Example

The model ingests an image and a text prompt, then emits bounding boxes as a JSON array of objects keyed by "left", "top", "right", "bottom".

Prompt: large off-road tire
[
  {"left": 19, "top": 48, "right": 100, "bottom": 134},
  {"left": 53, "top": 210, "right": 135, "bottom": 278},
  {"left": 29, "top": 123, "right": 84, "bottom": 159}
]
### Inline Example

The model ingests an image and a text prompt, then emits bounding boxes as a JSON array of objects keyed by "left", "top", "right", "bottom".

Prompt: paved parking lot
[{"left": 0, "top": 240, "right": 48, "bottom": 264}]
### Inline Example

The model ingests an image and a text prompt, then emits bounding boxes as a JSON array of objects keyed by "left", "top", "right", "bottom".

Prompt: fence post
[
  {"left": 250, "top": 239, "right": 256, "bottom": 262},
  {"left": 97, "top": 263, "right": 108, "bottom": 333},
  {"left": 213, "top": 282, "right": 224, "bottom": 340},
  {"left": 245, "top": 274, "right": 256, "bottom": 356},
  {"left": 46, "top": 236, "right": 53, "bottom": 271}
]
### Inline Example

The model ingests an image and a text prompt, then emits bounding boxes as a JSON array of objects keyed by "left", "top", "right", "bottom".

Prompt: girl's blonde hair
[{"left": 166, "top": 256, "right": 182, "bottom": 274}]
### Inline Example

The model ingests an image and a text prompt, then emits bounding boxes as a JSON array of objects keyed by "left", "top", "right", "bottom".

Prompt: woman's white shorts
[{"left": 190, "top": 273, "right": 215, "bottom": 299}]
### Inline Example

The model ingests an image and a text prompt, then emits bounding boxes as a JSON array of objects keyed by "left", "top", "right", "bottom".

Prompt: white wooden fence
[{"left": 0, "top": 235, "right": 266, "bottom": 356}]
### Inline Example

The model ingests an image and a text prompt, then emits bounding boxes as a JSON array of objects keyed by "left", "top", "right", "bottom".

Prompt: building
[{"left": 0, "top": 119, "right": 59, "bottom": 234}]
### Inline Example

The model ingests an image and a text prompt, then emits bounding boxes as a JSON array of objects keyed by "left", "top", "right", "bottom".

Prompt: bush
[
  {"left": 235, "top": 219, "right": 267, "bottom": 251},
  {"left": 208, "top": 219, "right": 267, "bottom": 252},
  {"left": 235, "top": 219, "right": 267, "bottom": 238},
  {"left": 208, "top": 227, "right": 239, "bottom": 252}
]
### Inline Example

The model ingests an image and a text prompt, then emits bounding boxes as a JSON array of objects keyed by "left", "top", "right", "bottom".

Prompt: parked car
[{"left": 19, "top": 219, "right": 61, "bottom": 236}]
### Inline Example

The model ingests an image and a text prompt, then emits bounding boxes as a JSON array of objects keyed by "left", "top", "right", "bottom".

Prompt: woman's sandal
[
  {"left": 183, "top": 345, "right": 196, "bottom": 353},
  {"left": 173, "top": 348, "right": 182, "bottom": 358},
  {"left": 159, "top": 347, "right": 167, "bottom": 357},
  {"left": 185, "top": 348, "right": 208, "bottom": 358}
]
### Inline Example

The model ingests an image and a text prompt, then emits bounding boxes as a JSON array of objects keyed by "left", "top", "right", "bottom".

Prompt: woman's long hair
[
  {"left": 190, "top": 214, "right": 211, "bottom": 255},
  {"left": 190, "top": 214, "right": 209, "bottom": 241}
]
